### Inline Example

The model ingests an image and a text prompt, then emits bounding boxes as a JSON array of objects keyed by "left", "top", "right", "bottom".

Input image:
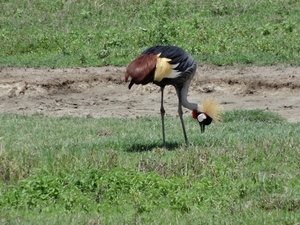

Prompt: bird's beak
[{"left": 199, "top": 122, "right": 205, "bottom": 133}]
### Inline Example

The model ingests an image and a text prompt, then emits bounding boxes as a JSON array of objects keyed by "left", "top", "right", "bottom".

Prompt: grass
[
  {"left": 1, "top": 0, "right": 300, "bottom": 223},
  {"left": 0, "top": 110, "right": 300, "bottom": 224},
  {"left": 1, "top": 0, "right": 300, "bottom": 67}
]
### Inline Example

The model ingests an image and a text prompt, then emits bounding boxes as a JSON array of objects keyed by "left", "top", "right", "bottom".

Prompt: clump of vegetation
[{"left": 0, "top": 0, "right": 300, "bottom": 67}]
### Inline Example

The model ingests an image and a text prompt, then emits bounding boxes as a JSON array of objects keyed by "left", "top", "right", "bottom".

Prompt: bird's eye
[{"left": 197, "top": 113, "right": 206, "bottom": 122}]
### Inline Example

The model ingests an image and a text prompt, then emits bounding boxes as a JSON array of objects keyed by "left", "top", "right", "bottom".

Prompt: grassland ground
[
  {"left": 1, "top": 65, "right": 300, "bottom": 224},
  {"left": 0, "top": 65, "right": 299, "bottom": 122}
]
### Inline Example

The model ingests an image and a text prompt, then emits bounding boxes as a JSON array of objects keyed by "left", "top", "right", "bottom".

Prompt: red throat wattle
[{"left": 192, "top": 110, "right": 198, "bottom": 119}]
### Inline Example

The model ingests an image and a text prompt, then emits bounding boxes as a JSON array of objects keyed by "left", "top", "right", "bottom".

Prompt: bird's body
[
  {"left": 126, "top": 46, "right": 196, "bottom": 89},
  {"left": 125, "top": 46, "right": 221, "bottom": 147}
]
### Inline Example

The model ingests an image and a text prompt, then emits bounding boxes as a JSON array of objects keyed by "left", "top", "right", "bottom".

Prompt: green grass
[
  {"left": 1, "top": 0, "right": 300, "bottom": 67},
  {"left": 0, "top": 110, "right": 300, "bottom": 224},
  {"left": 1, "top": 0, "right": 300, "bottom": 223}
]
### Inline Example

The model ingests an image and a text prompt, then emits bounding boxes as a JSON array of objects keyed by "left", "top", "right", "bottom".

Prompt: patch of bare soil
[{"left": 0, "top": 65, "right": 299, "bottom": 122}]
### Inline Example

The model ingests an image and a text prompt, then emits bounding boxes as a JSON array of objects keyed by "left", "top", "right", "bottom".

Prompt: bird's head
[
  {"left": 192, "top": 111, "right": 212, "bottom": 133},
  {"left": 192, "top": 98, "right": 223, "bottom": 133}
]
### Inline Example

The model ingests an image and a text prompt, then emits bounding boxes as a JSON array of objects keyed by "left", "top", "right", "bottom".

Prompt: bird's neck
[
  {"left": 182, "top": 98, "right": 199, "bottom": 111},
  {"left": 180, "top": 86, "right": 199, "bottom": 111},
  {"left": 180, "top": 83, "right": 199, "bottom": 111}
]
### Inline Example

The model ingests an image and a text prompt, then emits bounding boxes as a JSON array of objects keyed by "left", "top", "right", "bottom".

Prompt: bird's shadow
[{"left": 124, "top": 141, "right": 184, "bottom": 152}]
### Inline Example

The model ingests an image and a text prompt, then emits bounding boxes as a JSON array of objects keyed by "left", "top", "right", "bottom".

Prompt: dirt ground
[{"left": 0, "top": 65, "right": 299, "bottom": 123}]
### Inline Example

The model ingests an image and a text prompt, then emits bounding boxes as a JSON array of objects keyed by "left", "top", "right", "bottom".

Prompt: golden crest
[{"left": 200, "top": 98, "right": 223, "bottom": 123}]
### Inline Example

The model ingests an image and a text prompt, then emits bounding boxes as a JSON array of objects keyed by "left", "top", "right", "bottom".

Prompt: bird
[{"left": 125, "top": 46, "right": 222, "bottom": 147}]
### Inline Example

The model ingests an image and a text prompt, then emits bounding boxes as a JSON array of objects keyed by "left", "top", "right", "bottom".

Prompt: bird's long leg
[
  {"left": 175, "top": 87, "right": 188, "bottom": 146},
  {"left": 160, "top": 86, "right": 166, "bottom": 147}
]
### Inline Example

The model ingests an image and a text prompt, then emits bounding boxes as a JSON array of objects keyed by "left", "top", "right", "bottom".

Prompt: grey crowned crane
[{"left": 125, "top": 46, "right": 222, "bottom": 147}]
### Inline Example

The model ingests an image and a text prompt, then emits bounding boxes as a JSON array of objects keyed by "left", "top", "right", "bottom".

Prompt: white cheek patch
[{"left": 197, "top": 113, "right": 206, "bottom": 122}]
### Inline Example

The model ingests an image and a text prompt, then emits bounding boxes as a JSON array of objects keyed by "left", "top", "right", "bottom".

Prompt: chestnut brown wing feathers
[{"left": 125, "top": 54, "right": 157, "bottom": 89}]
